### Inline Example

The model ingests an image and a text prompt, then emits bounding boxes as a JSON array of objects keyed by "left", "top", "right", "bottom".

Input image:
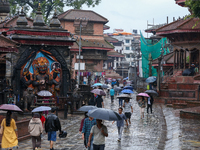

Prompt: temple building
[
  {"left": 154, "top": 0, "right": 200, "bottom": 112},
  {"left": 58, "top": 9, "right": 114, "bottom": 84},
  {"left": 0, "top": 5, "right": 75, "bottom": 104}
]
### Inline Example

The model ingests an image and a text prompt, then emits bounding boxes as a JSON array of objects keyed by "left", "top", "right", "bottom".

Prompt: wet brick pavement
[{"left": 18, "top": 94, "right": 200, "bottom": 150}]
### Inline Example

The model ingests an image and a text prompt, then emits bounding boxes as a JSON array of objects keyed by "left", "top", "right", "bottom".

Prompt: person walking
[
  {"left": 39, "top": 112, "right": 46, "bottom": 127},
  {"left": 137, "top": 97, "right": 146, "bottom": 119},
  {"left": 112, "top": 107, "right": 128, "bottom": 142},
  {"left": 79, "top": 112, "right": 88, "bottom": 148},
  {"left": 147, "top": 94, "right": 154, "bottom": 114},
  {"left": 95, "top": 95, "right": 104, "bottom": 108},
  {"left": 88, "top": 119, "right": 108, "bottom": 150},
  {"left": 89, "top": 94, "right": 96, "bottom": 106},
  {"left": 28, "top": 113, "right": 43, "bottom": 150},
  {"left": 45, "top": 107, "right": 62, "bottom": 150},
  {"left": 123, "top": 98, "right": 133, "bottom": 125},
  {"left": 1, "top": 111, "right": 18, "bottom": 150},
  {"left": 82, "top": 113, "right": 96, "bottom": 150},
  {"left": 110, "top": 88, "right": 115, "bottom": 103}
]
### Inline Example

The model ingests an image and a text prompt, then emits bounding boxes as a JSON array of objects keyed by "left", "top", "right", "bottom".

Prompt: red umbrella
[{"left": 0, "top": 104, "right": 23, "bottom": 112}]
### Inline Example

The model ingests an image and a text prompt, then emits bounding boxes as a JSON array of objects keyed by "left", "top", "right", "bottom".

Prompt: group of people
[
  {"left": 0, "top": 107, "right": 62, "bottom": 150},
  {"left": 79, "top": 111, "right": 108, "bottom": 150}
]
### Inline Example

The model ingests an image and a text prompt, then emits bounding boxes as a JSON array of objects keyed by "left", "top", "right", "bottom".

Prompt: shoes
[
  {"left": 118, "top": 138, "right": 121, "bottom": 142},
  {"left": 50, "top": 148, "right": 54, "bottom": 150}
]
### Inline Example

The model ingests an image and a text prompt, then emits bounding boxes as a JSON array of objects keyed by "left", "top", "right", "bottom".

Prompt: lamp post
[{"left": 73, "top": 18, "right": 88, "bottom": 87}]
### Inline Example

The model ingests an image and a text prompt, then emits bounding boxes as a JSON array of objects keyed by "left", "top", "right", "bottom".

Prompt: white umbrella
[
  {"left": 37, "top": 90, "right": 52, "bottom": 97},
  {"left": 32, "top": 106, "right": 51, "bottom": 112}
]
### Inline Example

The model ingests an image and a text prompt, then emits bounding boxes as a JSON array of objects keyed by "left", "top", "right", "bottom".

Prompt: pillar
[
  {"left": 184, "top": 50, "right": 186, "bottom": 69},
  {"left": 199, "top": 50, "right": 200, "bottom": 73},
  {"left": 189, "top": 51, "right": 191, "bottom": 68},
  {"left": 179, "top": 50, "right": 181, "bottom": 69},
  {"left": 173, "top": 50, "right": 176, "bottom": 70}
]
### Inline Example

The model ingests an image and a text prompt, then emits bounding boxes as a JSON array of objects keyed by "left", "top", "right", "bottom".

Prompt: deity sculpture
[{"left": 21, "top": 57, "right": 61, "bottom": 95}]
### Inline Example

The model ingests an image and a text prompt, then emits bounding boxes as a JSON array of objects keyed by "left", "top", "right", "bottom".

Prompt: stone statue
[{"left": 23, "top": 87, "right": 34, "bottom": 111}]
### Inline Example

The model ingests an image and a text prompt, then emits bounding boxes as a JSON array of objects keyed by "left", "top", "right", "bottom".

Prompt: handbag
[{"left": 0, "top": 119, "right": 4, "bottom": 134}]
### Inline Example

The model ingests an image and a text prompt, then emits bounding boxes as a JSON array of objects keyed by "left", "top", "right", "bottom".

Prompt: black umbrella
[
  {"left": 114, "top": 87, "right": 122, "bottom": 92},
  {"left": 88, "top": 108, "right": 122, "bottom": 121},
  {"left": 78, "top": 105, "right": 98, "bottom": 112},
  {"left": 144, "top": 90, "right": 158, "bottom": 96},
  {"left": 117, "top": 94, "right": 132, "bottom": 99}
]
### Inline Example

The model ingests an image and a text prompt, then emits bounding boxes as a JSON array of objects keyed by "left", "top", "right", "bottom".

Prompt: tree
[
  {"left": 185, "top": 0, "right": 200, "bottom": 18},
  {"left": 185, "top": 0, "right": 200, "bottom": 28},
  {"left": 9, "top": 0, "right": 101, "bottom": 22}
]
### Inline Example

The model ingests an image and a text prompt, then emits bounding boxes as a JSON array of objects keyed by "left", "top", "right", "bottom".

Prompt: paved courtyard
[{"left": 18, "top": 93, "right": 200, "bottom": 150}]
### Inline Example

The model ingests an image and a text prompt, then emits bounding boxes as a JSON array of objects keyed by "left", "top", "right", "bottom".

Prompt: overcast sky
[{"left": 66, "top": 0, "right": 189, "bottom": 37}]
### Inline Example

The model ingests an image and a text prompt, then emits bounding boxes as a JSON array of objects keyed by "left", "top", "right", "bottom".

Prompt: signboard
[{"left": 75, "top": 63, "right": 85, "bottom": 70}]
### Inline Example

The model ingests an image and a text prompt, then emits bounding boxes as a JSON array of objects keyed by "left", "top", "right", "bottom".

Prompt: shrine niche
[{"left": 21, "top": 50, "right": 61, "bottom": 96}]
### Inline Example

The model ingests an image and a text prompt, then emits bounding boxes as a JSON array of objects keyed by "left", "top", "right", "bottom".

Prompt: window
[
  {"left": 131, "top": 62, "right": 135, "bottom": 65},
  {"left": 125, "top": 39, "right": 130, "bottom": 43},
  {"left": 126, "top": 54, "right": 130, "bottom": 58},
  {"left": 131, "top": 55, "right": 135, "bottom": 58},
  {"left": 125, "top": 47, "right": 130, "bottom": 50}
]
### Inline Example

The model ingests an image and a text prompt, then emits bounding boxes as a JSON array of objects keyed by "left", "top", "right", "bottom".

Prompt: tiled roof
[
  {"left": 71, "top": 38, "right": 114, "bottom": 51},
  {"left": 0, "top": 34, "right": 18, "bottom": 52},
  {"left": 0, "top": 16, "right": 33, "bottom": 28},
  {"left": 145, "top": 24, "right": 166, "bottom": 33},
  {"left": 107, "top": 50, "right": 124, "bottom": 57},
  {"left": 152, "top": 52, "right": 173, "bottom": 64},
  {"left": 58, "top": 9, "right": 108, "bottom": 23},
  {"left": 156, "top": 18, "right": 200, "bottom": 35},
  {"left": 104, "top": 36, "right": 118, "bottom": 43}
]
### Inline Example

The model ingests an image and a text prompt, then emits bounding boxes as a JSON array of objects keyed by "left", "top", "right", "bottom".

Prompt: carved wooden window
[{"left": 75, "top": 22, "right": 94, "bottom": 35}]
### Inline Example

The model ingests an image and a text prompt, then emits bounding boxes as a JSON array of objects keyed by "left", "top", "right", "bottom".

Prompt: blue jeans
[
  {"left": 119, "top": 99, "right": 123, "bottom": 106},
  {"left": 93, "top": 144, "right": 105, "bottom": 150},
  {"left": 48, "top": 131, "right": 57, "bottom": 141}
]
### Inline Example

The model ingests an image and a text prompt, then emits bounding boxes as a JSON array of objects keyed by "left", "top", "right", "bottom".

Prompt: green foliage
[
  {"left": 185, "top": 0, "right": 200, "bottom": 28},
  {"left": 9, "top": 0, "right": 101, "bottom": 22},
  {"left": 185, "top": 0, "right": 200, "bottom": 18}
]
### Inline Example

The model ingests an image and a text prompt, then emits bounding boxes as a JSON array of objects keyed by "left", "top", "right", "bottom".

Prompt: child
[{"left": 112, "top": 107, "right": 128, "bottom": 142}]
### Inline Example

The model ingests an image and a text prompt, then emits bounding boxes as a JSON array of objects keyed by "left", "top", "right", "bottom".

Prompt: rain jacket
[
  {"left": 45, "top": 113, "right": 61, "bottom": 133},
  {"left": 28, "top": 118, "right": 43, "bottom": 136},
  {"left": 110, "top": 89, "right": 115, "bottom": 96}
]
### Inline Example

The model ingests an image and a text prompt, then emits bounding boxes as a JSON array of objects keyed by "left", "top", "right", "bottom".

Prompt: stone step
[
  {"left": 186, "top": 101, "right": 200, "bottom": 107},
  {"left": 154, "top": 97, "right": 198, "bottom": 104},
  {"left": 37, "top": 99, "right": 56, "bottom": 102},
  {"left": 172, "top": 103, "right": 187, "bottom": 109}
]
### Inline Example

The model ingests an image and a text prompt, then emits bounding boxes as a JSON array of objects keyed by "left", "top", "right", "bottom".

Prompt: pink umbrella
[
  {"left": 0, "top": 104, "right": 23, "bottom": 112},
  {"left": 137, "top": 93, "right": 150, "bottom": 97},
  {"left": 91, "top": 89, "right": 106, "bottom": 96}
]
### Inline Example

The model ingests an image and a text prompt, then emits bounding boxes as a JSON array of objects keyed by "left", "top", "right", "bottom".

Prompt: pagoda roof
[
  {"left": 0, "top": 16, "right": 33, "bottom": 32},
  {"left": 0, "top": 34, "right": 18, "bottom": 52},
  {"left": 152, "top": 52, "right": 174, "bottom": 66},
  {"left": 58, "top": 9, "right": 108, "bottom": 24},
  {"left": 175, "top": 0, "right": 185, "bottom": 7},
  {"left": 156, "top": 18, "right": 200, "bottom": 36},
  {"left": 70, "top": 38, "right": 114, "bottom": 51},
  {"left": 103, "top": 25, "right": 110, "bottom": 30},
  {"left": 104, "top": 36, "right": 119, "bottom": 43},
  {"left": 145, "top": 24, "right": 166, "bottom": 33},
  {"left": 107, "top": 50, "right": 124, "bottom": 58}
]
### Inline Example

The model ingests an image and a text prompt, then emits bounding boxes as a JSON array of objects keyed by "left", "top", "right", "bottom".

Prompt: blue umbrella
[
  {"left": 107, "top": 79, "right": 111, "bottom": 82},
  {"left": 123, "top": 86, "right": 133, "bottom": 90},
  {"left": 146, "top": 76, "right": 156, "bottom": 83},
  {"left": 32, "top": 106, "right": 51, "bottom": 112},
  {"left": 121, "top": 89, "right": 134, "bottom": 94},
  {"left": 123, "top": 77, "right": 128, "bottom": 80},
  {"left": 93, "top": 83, "right": 103, "bottom": 86}
]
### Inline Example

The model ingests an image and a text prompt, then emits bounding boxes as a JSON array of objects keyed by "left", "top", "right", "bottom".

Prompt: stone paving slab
[{"left": 18, "top": 93, "right": 165, "bottom": 150}]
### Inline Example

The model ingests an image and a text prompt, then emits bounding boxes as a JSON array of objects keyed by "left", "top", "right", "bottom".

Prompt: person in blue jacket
[{"left": 110, "top": 88, "right": 115, "bottom": 103}]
